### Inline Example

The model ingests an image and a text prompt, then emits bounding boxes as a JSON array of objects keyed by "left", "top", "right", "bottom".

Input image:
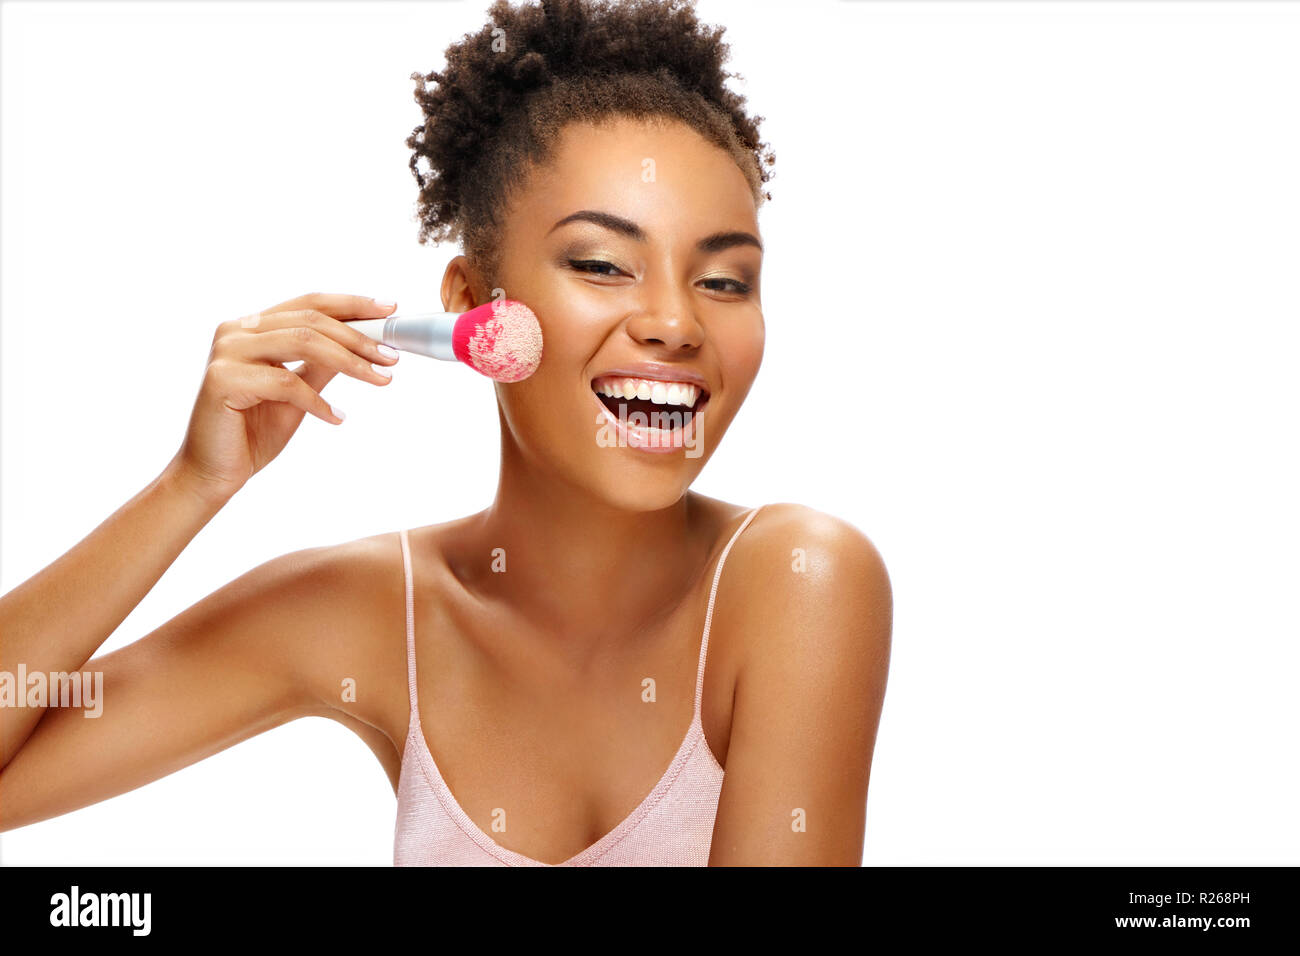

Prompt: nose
[{"left": 624, "top": 284, "right": 705, "bottom": 353}]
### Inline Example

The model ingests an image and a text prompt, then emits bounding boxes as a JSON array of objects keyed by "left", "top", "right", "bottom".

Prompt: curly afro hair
[{"left": 407, "top": 0, "right": 776, "bottom": 292}]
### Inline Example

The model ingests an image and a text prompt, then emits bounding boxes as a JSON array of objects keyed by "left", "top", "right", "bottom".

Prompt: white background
[{"left": 2, "top": 0, "right": 1297, "bottom": 865}]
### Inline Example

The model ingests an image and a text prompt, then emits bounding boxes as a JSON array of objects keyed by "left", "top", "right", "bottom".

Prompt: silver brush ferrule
[{"left": 351, "top": 312, "right": 458, "bottom": 361}]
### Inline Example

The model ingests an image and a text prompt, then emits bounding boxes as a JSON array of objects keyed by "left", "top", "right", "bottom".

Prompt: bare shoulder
[
  {"left": 721, "top": 501, "right": 892, "bottom": 674},
  {"left": 731, "top": 502, "right": 891, "bottom": 604},
  {"left": 281, "top": 529, "right": 405, "bottom": 592},
  {"left": 244, "top": 530, "right": 404, "bottom": 631},
  {"left": 225, "top": 531, "right": 408, "bottom": 721}
]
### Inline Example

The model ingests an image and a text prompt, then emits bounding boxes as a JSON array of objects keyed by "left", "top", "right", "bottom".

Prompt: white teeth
[{"left": 594, "top": 376, "right": 705, "bottom": 408}]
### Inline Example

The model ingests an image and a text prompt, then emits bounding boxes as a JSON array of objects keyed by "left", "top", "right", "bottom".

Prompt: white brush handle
[{"left": 351, "top": 312, "right": 458, "bottom": 361}]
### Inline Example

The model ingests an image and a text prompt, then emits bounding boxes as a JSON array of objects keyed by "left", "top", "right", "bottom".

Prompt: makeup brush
[{"left": 350, "top": 299, "right": 543, "bottom": 383}]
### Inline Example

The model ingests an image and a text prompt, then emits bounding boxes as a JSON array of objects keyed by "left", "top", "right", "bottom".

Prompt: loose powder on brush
[{"left": 467, "top": 300, "right": 543, "bottom": 382}]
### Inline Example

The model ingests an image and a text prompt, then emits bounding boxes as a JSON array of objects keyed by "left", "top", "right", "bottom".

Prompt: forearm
[{"left": 0, "top": 460, "right": 228, "bottom": 766}]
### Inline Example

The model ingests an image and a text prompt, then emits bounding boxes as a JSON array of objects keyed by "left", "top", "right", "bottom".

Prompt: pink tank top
[{"left": 393, "top": 506, "right": 763, "bottom": 866}]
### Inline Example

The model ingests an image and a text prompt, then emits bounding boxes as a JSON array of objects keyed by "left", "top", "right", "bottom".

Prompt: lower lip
[{"left": 590, "top": 389, "right": 707, "bottom": 455}]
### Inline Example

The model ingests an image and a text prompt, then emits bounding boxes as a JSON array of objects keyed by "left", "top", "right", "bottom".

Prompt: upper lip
[{"left": 590, "top": 362, "right": 713, "bottom": 398}]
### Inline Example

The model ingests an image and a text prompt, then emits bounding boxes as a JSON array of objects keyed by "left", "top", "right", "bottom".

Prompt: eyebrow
[{"left": 548, "top": 209, "right": 763, "bottom": 254}]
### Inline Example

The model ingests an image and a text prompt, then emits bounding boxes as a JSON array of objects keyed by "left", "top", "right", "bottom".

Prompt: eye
[
  {"left": 700, "top": 276, "right": 753, "bottom": 295},
  {"left": 567, "top": 259, "right": 624, "bottom": 277}
]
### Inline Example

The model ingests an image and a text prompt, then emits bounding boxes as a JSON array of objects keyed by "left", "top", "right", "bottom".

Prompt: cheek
[
  {"left": 491, "top": 324, "right": 590, "bottom": 442},
  {"left": 503, "top": 278, "right": 602, "bottom": 376},
  {"left": 496, "top": 366, "right": 563, "bottom": 432},
  {"left": 718, "top": 314, "right": 765, "bottom": 397}
]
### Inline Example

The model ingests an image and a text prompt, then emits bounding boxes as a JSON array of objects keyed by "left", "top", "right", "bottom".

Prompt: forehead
[{"left": 511, "top": 117, "right": 759, "bottom": 241}]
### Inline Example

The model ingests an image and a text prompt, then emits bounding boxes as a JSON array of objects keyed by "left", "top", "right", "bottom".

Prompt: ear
[{"left": 440, "top": 255, "right": 487, "bottom": 312}]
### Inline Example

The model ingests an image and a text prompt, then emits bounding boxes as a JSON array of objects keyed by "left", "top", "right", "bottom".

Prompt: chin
[
  {"left": 551, "top": 441, "right": 709, "bottom": 513},
  {"left": 500, "top": 389, "right": 723, "bottom": 512},
  {"left": 574, "top": 410, "right": 721, "bottom": 513}
]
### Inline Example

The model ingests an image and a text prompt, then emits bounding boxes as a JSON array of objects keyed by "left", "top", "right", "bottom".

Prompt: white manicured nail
[
  {"left": 331, "top": 405, "right": 346, "bottom": 422},
  {"left": 373, "top": 364, "right": 392, "bottom": 379}
]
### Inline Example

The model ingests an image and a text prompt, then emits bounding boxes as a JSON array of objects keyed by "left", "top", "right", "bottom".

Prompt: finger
[
  {"left": 214, "top": 360, "right": 344, "bottom": 424},
  {"left": 260, "top": 292, "right": 396, "bottom": 321},
  {"left": 234, "top": 309, "right": 400, "bottom": 368},
  {"left": 294, "top": 360, "right": 339, "bottom": 395},
  {"left": 228, "top": 326, "right": 393, "bottom": 386}
]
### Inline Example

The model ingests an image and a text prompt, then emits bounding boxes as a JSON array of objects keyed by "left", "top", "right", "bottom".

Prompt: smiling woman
[{"left": 0, "top": 0, "right": 891, "bottom": 868}]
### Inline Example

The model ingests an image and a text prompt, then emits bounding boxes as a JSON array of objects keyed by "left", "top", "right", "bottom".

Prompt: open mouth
[
  {"left": 590, "top": 373, "right": 712, "bottom": 454},
  {"left": 591, "top": 374, "right": 710, "bottom": 425}
]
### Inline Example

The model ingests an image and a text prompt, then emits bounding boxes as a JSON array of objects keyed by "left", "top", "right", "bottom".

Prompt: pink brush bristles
[{"left": 451, "top": 300, "right": 543, "bottom": 383}]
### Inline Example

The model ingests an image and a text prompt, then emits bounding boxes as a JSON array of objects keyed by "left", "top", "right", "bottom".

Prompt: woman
[{"left": 0, "top": 0, "right": 891, "bottom": 866}]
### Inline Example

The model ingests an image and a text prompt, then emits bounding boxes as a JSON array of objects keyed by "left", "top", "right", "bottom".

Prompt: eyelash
[{"left": 566, "top": 259, "right": 752, "bottom": 296}]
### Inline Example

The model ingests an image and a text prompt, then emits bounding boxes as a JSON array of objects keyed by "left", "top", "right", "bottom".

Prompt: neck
[{"left": 467, "top": 438, "right": 714, "bottom": 640}]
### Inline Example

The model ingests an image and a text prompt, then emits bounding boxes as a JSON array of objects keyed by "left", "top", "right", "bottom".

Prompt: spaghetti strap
[
  {"left": 694, "top": 506, "right": 763, "bottom": 717},
  {"left": 401, "top": 511, "right": 760, "bottom": 725},
  {"left": 394, "top": 507, "right": 764, "bottom": 866},
  {"left": 399, "top": 528, "right": 419, "bottom": 717}
]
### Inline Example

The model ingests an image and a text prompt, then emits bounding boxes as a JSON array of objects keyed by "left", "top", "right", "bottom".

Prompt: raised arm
[
  {"left": 0, "top": 468, "right": 225, "bottom": 769},
  {"left": 0, "top": 292, "right": 402, "bottom": 824},
  {"left": 0, "top": 539, "right": 389, "bottom": 832}
]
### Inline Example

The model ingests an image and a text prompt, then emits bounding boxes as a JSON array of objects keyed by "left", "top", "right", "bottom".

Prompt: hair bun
[
  {"left": 407, "top": 0, "right": 775, "bottom": 289},
  {"left": 511, "top": 50, "right": 549, "bottom": 87}
]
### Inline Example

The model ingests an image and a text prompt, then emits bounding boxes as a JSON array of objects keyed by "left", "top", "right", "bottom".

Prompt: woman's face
[{"left": 473, "top": 116, "right": 764, "bottom": 512}]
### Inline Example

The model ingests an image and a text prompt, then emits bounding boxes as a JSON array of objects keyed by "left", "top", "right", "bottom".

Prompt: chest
[{"left": 395, "top": 591, "right": 739, "bottom": 865}]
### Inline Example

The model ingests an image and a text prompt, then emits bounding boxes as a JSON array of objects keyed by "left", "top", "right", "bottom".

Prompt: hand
[{"left": 167, "top": 292, "right": 400, "bottom": 503}]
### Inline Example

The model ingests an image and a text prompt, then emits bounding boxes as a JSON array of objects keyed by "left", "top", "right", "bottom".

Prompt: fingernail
[
  {"left": 377, "top": 344, "right": 399, "bottom": 360},
  {"left": 373, "top": 363, "right": 393, "bottom": 379},
  {"left": 331, "top": 405, "right": 346, "bottom": 422},
  {"left": 373, "top": 299, "right": 397, "bottom": 310}
]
